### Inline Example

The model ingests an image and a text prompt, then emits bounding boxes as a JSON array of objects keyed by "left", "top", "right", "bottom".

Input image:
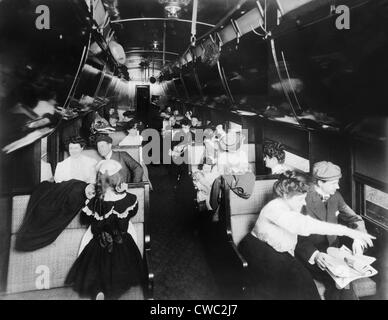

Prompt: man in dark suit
[
  {"left": 96, "top": 134, "right": 143, "bottom": 183},
  {"left": 295, "top": 161, "right": 369, "bottom": 299}
]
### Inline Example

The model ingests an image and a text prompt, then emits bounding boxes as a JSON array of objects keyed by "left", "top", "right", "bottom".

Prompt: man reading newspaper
[{"left": 295, "top": 161, "right": 374, "bottom": 300}]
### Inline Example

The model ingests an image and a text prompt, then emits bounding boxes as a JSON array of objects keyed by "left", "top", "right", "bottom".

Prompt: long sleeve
[
  {"left": 295, "top": 235, "right": 320, "bottom": 263},
  {"left": 294, "top": 203, "right": 323, "bottom": 263},
  {"left": 121, "top": 152, "right": 144, "bottom": 183},
  {"left": 266, "top": 208, "right": 348, "bottom": 237},
  {"left": 54, "top": 161, "right": 66, "bottom": 183},
  {"left": 337, "top": 194, "right": 366, "bottom": 232}
]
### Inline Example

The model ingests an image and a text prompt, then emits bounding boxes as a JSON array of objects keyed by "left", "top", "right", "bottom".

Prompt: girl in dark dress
[{"left": 65, "top": 160, "right": 144, "bottom": 300}]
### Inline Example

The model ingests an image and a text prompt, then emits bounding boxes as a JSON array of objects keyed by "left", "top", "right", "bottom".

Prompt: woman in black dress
[{"left": 65, "top": 160, "right": 144, "bottom": 300}]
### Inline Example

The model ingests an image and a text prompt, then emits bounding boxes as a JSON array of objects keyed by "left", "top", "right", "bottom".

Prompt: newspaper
[{"left": 323, "top": 246, "right": 378, "bottom": 289}]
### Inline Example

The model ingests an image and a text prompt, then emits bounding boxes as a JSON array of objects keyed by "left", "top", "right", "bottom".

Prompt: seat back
[
  {"left": 113, "top": 145, "right": 141, "bottom": 163},
  {"left": 241, "top": 143, "right": 256, "bottom": 174},
  {"left": 5, "top": 183, "right": 150, "bottom": 295},
  {"left": 223, "top": 176, "right": 277, "bottom": 246},
  {"left": 109, "top": 131, "right": 127, "bottom": 147},
  {"left": 6, "top": 195, "right": 87, "bottom": 294}
]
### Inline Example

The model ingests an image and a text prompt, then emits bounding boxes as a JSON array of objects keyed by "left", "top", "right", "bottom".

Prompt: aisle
[{"left": 148, "top": 165, "right": 221, "bottom": 300}]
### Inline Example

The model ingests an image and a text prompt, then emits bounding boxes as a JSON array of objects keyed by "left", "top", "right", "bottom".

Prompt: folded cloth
[{"left": 15, "top": 180, "right": 87, "bottom": 251}]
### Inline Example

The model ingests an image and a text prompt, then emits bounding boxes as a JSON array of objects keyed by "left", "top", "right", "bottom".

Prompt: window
[{"left": 364, "top": 185, "right": 388, "bottom": 229}]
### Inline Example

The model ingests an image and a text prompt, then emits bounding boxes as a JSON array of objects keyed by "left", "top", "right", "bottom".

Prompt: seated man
[
  {"left": 96, "top": 134, "right": 143, "bottom": 184},
  {"left": 263, "top": 140, "right": 290, "bottom": 174},
  {"left": 295, "top": 161, "right": 368, "bottom": 300}
]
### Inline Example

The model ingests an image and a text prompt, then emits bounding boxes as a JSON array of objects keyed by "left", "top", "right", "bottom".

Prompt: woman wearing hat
[
  {"left": 238, "top": 171, "right": 374, "bottom": 300},
  {"left": 209, "top": 131, "right": 256, "bottom": 217},
  {"left": 65, "top": 160, "right": 144, "bottom": 300}
]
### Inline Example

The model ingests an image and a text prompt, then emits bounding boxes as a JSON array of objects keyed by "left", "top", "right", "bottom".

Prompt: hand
[
  {"left": 85, "top": 184, "right": 95, "bottom": 199},
  {"left": 352, "top": 239, "right": 366, "bottom": 255},
  {"left": 314, "top": 252, "right": 330, "bottom": 270},
  {"left": 345, "top": 229, "right": 375, "bottom": 249},
  {"left": 116, "top": 183, "right": 128, "bottom": 193}
]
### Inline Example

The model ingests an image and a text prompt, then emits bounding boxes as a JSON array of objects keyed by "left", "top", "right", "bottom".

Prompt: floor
[{"left": 148, "top": 164, "right": 222, "bottom": 300}]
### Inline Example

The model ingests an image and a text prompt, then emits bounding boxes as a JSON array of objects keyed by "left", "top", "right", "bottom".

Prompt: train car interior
[{"left": 0, "top": 0, "right": 387, "bottom": 300}]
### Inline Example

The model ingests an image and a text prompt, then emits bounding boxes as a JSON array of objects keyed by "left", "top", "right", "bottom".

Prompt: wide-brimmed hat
[{"left": 218, "top": 130, "right": 244, "bottom": 152}]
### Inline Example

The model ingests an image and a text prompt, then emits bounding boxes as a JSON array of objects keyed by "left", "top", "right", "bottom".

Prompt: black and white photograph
[{"left": 0, "top": 0, "right": 387, "bottom": 305}]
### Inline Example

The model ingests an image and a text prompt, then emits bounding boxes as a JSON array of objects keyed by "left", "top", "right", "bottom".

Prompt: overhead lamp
[
  {"left": 152, "top": 40, "right": 160, "bottom": 50},
  {"left": 150, "top": 76, "right": 157, "bottom": 84},
  {"left": 158, "top": 0, "right": 191, "bottom": 18}
]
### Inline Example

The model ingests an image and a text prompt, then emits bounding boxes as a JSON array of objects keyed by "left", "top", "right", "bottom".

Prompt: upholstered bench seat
[{"left": 4, "top": 183, "right": 152, "bottom": 300}]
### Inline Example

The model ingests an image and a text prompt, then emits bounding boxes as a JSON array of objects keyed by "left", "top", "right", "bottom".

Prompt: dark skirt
[
  {"left": 65, "top": 233, "right": 144, "bottom": 299},
  {"left": 238, "top": 233, "right": 320, "bottom": 300}
]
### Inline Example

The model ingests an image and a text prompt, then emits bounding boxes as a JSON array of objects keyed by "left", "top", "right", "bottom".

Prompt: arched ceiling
[{"left": 111, "top": 0, "right": 242, "bottom": 75}]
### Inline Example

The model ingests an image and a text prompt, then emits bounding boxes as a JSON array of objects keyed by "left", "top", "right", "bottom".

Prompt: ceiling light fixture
[
  {"left": 158, "top": 0, "right": 191, "bottom": 19},
  {"left": 152, "top": 40, "right": 160, "bottom": 50}
]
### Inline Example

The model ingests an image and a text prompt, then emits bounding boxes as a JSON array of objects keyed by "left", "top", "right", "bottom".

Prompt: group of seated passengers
[
  {"left": 54, "top": 135, "right": 145, "bottom": 186},
  {"left": 18, "top": 131, "right": 148, "bottom": 299},
  {"left": 167, "top": 114, "right": 215, "bottom": 165},
  {"left": 88, "top": 106, "right": 145, "bottom": 147},
  {"left": 160, "top": 105, "right": 204, "bottom": 130},
  {"left": 98, "top": 105, "right": 136, "bottom": 132},
  {"left": 18, "top": 157, "right": 145, "bottom": 300},
  {"left": 239, "top": 163, "right": 374, "bottom": 300},
  {"left": 162, "top": 110, "right": 203, "bottom": 139},
  {"left": 191, "top": 135, "right": 375, "bottom": 300}
]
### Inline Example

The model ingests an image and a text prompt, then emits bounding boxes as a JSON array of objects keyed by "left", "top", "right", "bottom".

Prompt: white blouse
[
  {"left": 251, "top": 198, "right": 347, "bottom": 256},
  {"left": 54, "top": 155, "right": 97, "bottom": 184}
]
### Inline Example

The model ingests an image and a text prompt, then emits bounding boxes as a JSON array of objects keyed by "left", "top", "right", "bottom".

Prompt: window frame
[{"left": 354, "top": 173, "right": 388, "bottom": 231}]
